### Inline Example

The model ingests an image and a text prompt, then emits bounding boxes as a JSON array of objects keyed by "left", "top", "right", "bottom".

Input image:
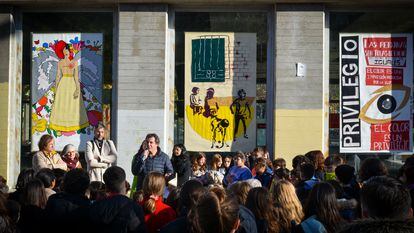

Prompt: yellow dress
[{"left": 49, "top": 74, "right": 89, "bottom": 131}]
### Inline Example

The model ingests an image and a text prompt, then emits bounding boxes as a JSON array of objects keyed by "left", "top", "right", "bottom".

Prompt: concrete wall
[
  {"left": 116, "top": 4, "right": 171, "bottom": 183},
  {"left": 274, "top": 4, "right": 325, "bottom": 168},
  {"left": 0, "top": 13, "right": 10, "bottom": 180}
]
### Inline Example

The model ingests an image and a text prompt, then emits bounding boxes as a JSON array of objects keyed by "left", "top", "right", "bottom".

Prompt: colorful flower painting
[{"left": 31, "top": 33, "right": 103, "bottom": 151}]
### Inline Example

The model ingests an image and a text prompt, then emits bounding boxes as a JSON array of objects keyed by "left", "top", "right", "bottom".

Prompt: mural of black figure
[
  {"left": 230, "top": 89, "right": 251, "bottom": 141},
  {"left": 210, "top": 108, "right": 230, "bottom": 149}
]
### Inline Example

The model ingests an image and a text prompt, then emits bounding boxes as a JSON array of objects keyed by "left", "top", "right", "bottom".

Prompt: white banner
[
  {"left": 31, "top": 33, "right": 103, "bottom": 151},
  {"left": 340, "top": 33, "right": 413, "bottom": 153},
  {"left": 184, "top": 32, "right": 257, "bottom": 152}
]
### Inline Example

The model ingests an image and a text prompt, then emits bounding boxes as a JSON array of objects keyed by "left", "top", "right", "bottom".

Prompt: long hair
[
  {"left": 246, "top": 187, "right": 279, "bottom": 233},
  {"left": 171, "top": 144, "right": 189, "bottom": 161},
  {"left": 23, "top": 178, "right": 47, "bottom": 209},
  {"left": 272, "top": 180, "right": 304, "bottom": 232},
  {"left": 229, "top": 181, "right": 251, "bottom": 205},
  {"left": 210, "top": 154, "right": 222, "bottom": 171},
  {"left": 189, "top": 191, "right": 239, "bottom": 233},
  {"left": 142, "top": 172, "right": 165, "bottom": 214},
  {"left": 192, "top": 152, "right": 207, "bottom": 173},
  {"left": 15, "top": 168, "right": 35, "bottom": 191},
  {"left": 305, "top": 182, "right": 343, "bottom": 233}
]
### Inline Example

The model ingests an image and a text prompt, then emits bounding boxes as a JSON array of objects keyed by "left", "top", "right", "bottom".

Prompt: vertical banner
[
  {"left": 340, "top": 33, "right": 413, "bottom": 153},
  {"left": 184, "top": 32, "right": 256, "bottom": 152},
  {"left": 31, "top": 33, "right": 103, "bottom": 151}
]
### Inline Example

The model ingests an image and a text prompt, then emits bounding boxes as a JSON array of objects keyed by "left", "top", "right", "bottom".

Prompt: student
[
  {"left": 254, "top": 159, "right": 273, "bottom": 188},
  {"left": 305, "top": 150, "right": 325, "bottom": 181},
  {"left": 246, "top": 187, "right": 278, "bottom": 233},
  {"left": 206, "top": 154, "right": 225, "bottom": 186},
  {"left": 18, "top": 179, "right": 47, "bottom": 233},
  {"left": 89, "top": 166, "right": 146, "bottom": 233},
  {"left": 188, "top": 191, "right": 240, "bottom": 233},
  {"left": 361, "top": 176, "right": 412, "bottom": 220},
  {"left": 160, "top": 180, "right": 205, "bottom": 233},
  {"left": 171, "top": 144, "right": 191, "bottom": 187},
  {"left": 358, "top": 157, "right": 388, "bottom": 183},
  {"left": 323, "top": 155, "right": 344, "bottom": 181},
  {"left": 192, "top": 152, "right": 207, "bottom": 178},
  {"left": 272, "top": 180, "right": 304, "bottom": 233},
  {"left": 295, "top": 163, "right": 319, "bottom": 204},
  {"left": 304, "top": 182, "right": 343, "bottom": 233},
  {"left": 36, "top": 168, "right": 56, "bottom": 200},
  {"left": 224, "top": 152, "right": 253, "bottom": 187},
  {"left": 139, "top": 172, "right": 176, "bottom": 233}
]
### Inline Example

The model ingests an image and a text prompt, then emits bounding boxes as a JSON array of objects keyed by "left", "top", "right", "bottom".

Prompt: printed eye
[{"left": 359, "top": 84, "right": 410, "bottom": 124}]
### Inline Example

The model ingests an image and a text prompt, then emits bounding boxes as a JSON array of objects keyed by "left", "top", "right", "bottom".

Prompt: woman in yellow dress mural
[{"left": 49, "top": 40, "right": 89, "bottom": 132}]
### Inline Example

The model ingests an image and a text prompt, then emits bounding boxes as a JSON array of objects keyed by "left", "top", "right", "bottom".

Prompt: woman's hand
[{"left": 73, "top": 88, "right": 79, "bottom": 99}]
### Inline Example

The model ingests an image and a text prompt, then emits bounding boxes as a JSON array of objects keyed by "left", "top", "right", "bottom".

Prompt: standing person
[
  {"left": 223, "top": 152, "right": 253, "bottom": 187},
  {"left": 32, "top": 134, "right": 67, "bottom": 172},
  {"left": 246, "top": 187, "right": 279, "bottom": 233},
  {"left": 86, "top": 123, "right": 118, "bottom": 182},
  {"left": 139, "top": 172, "right": 176, "bottom": 233},
  {"left": 171, "top": 144, "right": 191, "bottom": 187},
  {"left": 131, "top": 133, "right": 173, "bottom": 191},
  {"left": 89, "top": 166, "right": 146, "bottom": 233},
  {"left": 304, "top": 182, "right": 343, "bottom": 233},
  {"left": 18, "top": 179, "right": 47, "bottom": 233},
  {"left": 61, "top": 144, "right": 82, "bottom": 170}
]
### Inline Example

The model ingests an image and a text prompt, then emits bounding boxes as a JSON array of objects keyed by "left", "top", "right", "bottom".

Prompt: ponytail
[{"left": 144, "top": 196, "right": 156, "bottom": 214}]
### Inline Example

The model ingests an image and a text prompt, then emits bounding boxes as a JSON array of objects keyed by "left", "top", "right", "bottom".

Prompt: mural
[
  {"left": 185, "top": 33, "right": 257, "bottom": 152},
  {"left": 31, "top": 33, "right": 103, "bottom": 151}
]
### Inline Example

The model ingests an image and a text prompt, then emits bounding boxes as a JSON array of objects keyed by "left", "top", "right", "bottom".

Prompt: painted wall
[
  {"left": 0, "top": 13, "right": 10, "bottom": 181},
  {"left": 274, "top": 5, "right": 325, "bottom": 168},
  {"left": 116, "top": 4, "right": 170, "bottom": 183}
]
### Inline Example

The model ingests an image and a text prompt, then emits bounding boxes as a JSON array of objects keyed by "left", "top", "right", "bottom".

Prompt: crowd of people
[{"left": 0, "top": 126, "right": 414, "bottom": 233}]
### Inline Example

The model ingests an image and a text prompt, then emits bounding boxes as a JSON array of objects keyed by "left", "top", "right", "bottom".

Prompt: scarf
[{"left": 62, "top": 156, "right": 79, "bottom": 170}]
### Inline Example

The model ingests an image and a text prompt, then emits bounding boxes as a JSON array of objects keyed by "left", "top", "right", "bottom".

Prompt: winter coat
[
  {"left": 131, "top": 147, "right": 173, "bottom": 190},
  {"left": 139, "top": 197, "right": 176, "bottom": 233},
  {"left": 86, "top": 139, "right": 118, "bottom": 182},
  {"left": 32, "top": 151, "right": 67, "bottom": 172},
  {"left": 171, "top": 155, "right": 191, "bottom": 187}
]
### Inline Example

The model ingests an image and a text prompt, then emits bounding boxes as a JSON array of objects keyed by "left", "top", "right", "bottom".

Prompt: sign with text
[{"left": 340, "top": 33, "right": 413, "bottom": 153}]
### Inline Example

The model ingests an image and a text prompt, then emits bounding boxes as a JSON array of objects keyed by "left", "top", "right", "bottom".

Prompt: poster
[
  {"left": 340, "top": 33, "right": 413, "bottom": 153},
  {"left": 184, "top": 32, "right": 256, "bottom": 152},
  {"left": 31, "top": 33, "right": 103, "bottom": 151}
]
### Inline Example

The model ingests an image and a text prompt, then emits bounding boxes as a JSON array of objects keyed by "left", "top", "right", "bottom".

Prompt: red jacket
[{"left": 139, "top": 197, "right": 176, "bottom": 233}]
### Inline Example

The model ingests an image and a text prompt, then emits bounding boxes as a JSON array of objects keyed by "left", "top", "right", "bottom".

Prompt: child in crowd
[
  {"left": 223, "top": 152, "right": 253, "bottom": 187},
  {"left": 206, "top": 154, "right": 225, "bottom": 186},
  {"left": 324, "top": 155, "right": 344, "bottom": 181},
  {"left": 254, "top": 158, "right": 273, "bottom": 188},
  {"left": 140, "top": 172, "right": 176, "bottom": 233},
  {"left": 305, "top": 150, "right": 325, "bottom": 180},
  {"left": 192, "top": 152, "right": 207, "bottom": 178}
]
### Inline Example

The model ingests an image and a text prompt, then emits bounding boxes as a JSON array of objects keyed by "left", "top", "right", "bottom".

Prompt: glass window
[
  {"left": 22, "top": 12, "right": 113, "bottom": 169},
  {"left": 174, "top": 12, "right": 268, "bottom": 153},
  {"left": 329, "top": 11, "right": 414, "bottom": 173}
]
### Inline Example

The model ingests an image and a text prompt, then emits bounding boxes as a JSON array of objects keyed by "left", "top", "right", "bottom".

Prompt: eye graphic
[{"left": 359, "top": 84, "right": 410, "bottom": 124}]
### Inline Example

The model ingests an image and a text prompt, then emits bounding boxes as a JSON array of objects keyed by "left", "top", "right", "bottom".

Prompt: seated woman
[
  {"left": 206, "top": 154, "right": 225, "bottom": 186},
  {"left": 192, "top": 152, "right": 207, "bottom": 179},
  {"left": 61, "top": 144, "right": 82, "bottom": 170},
  {"left": 32, "top": 134, "right": 67, "bottom": 172}
]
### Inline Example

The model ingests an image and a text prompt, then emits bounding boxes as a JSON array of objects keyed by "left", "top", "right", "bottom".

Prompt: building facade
[{"left": 0, "top": 0, "right": 412, "bottom": 185}]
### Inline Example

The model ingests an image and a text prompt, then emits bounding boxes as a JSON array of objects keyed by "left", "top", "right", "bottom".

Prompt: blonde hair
[
  {"left": 210, "top": 154, "right": 222, "bottom": 171},
  {"left": 142, "top": 172, "right": 165, "bottom": 214},
  {"left": 272, "top": 180, "right": 304, "bottom": 232}
]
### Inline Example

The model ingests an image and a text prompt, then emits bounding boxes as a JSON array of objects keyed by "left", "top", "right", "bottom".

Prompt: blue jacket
[
  {"left": 224, "top": 166, "right": 253, "bottom": 186},
  {"left": 131, "top": 147, "right": 173, "bottom": 190}
]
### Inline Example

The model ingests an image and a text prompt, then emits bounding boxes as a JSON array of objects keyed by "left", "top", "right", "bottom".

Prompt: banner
[
  {"left": 184, "top": 32, "right": 256, "bottom": 152},
  {"left": 340, "top": 33, "right": 413, "bottom": 153},
  {"left": 31, "top": 33, "right": 103, "bottom": 151}
]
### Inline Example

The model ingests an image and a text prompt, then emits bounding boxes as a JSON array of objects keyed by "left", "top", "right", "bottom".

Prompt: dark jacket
[
  {"left": 237, "top": 205, "right": 258, "bottom": 233},
  {"left": 89, "top": 194, "right": 146, "bottom": 233},
  {"left": 45, "top": 192, "right": 91, "bottom": 233},
  {"left": 160, "top": 217, "right": 188, "bottom": 233},
  {"left": 17, "top": 205, "right": 46, "bottom": 233},
  {"left": 171, "top": 155, "right": 191, "bottom": 187},
  {"left": 131, "top": 147, "right": 174, "bottom": 190}
]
